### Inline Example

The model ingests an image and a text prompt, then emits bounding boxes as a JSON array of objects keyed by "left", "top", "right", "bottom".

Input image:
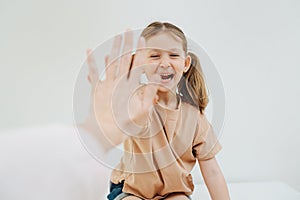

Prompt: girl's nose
[
  {"left": 159, "top": 63, "right": 170, "bottom": 69},
  {"left": 159, "top": 56, "right": 171, "bottom": 68}
]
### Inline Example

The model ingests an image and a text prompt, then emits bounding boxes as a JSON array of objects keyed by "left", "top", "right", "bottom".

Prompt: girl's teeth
[{"left": 160, "top": 74, "right": 174, "bottom": 80}]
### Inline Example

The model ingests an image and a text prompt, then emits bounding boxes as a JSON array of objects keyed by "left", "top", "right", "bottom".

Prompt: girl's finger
[
  {"left": 132, "top": 37, "right": 146, "bottom": 68},
  {"left": 119, "top": 29, "right": 134, "bottom": 76},
  {"left": 126, "top": 37, "right": 147, "bottom": 84},
  {"left": 86, "top": 49, "right": 99, "bottom": 86},
  {"left": 106, "top": 35, "right": 122, "bottom": 81},
  {"left": 142, "top": 83, "right": 158, "bottom": 110},
  {"left": 105, "top": 55, "right": 109, "bottom": 66}
]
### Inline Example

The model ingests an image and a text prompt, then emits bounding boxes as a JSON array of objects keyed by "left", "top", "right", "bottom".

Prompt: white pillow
[{"left": 0, "top": 124, "right": 110, "bottom": 200}]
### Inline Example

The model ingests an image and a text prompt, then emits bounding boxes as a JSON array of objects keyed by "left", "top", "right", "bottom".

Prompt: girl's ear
[{"left": 184, "top": 55, "right": 192, "bottom": 72}]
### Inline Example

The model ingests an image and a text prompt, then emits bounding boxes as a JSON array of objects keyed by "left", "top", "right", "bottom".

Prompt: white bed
[{"left": 0, "top": 124, "right": 299, "bottom": 200}]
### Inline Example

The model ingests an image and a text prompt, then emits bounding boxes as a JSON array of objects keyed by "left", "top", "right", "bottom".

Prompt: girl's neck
[{"left": 157, "top": 90, "right": 179, "bottom": 109}]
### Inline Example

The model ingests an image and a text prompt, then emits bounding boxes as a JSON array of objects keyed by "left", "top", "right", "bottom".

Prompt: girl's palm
[{"left": 85, "top": 31, "right": 158, "bottom": 146}]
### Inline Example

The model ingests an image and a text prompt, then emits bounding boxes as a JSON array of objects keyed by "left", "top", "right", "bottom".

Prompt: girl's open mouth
[{"left": 160, "top": 73, "right": 174, "bottom": 81}]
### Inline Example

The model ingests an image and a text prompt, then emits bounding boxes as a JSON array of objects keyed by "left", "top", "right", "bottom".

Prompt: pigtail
[{"left": 178, "top": 52, "right": 209, "bottom": 114}]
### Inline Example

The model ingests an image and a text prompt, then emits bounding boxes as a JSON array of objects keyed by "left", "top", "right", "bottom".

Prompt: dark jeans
[
  {"left": 107, "top": 181, "right": 125, "bottom": 200},
  {"left": 107, "top": 181, "right": 192, "bottom": 200}
]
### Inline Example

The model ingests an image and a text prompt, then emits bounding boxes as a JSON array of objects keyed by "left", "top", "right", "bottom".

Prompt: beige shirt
[{"left": 111, "top": 100, "right": 222, "bottom": 199}]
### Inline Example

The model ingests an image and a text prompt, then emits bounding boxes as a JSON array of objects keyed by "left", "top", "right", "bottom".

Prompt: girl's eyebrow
[
  {"left": 148, "top": 48, "right": 182, "bottom": 53},
  {"left": 169, "top": 48, "right": 182, "bottom": 52}
]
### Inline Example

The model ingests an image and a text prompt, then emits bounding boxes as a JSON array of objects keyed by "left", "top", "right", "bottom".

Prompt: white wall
[{"left": 0, "top": 0, "right": 299, "bottom": 191}]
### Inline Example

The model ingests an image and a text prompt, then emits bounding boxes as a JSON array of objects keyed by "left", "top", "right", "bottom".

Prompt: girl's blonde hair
[{"left": 140, "top": 21, "right": 209, "bottom": 114}]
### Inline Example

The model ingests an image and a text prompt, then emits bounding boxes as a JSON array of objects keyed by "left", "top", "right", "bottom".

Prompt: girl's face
[{"left": 144, "top": 32, "right": 191, "bottom": 93}]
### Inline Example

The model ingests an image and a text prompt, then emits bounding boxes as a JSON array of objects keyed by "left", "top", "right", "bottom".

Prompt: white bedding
[
  {"left": 0, "top": 124, "right": 299, "bottom": 200},
  {"left": 192, "top": 181, "right": 300, "bottom": 200}
]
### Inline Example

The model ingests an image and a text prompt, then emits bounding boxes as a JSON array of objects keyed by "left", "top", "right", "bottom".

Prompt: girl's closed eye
[
  {"left": 170, "top": 54, "right": 180, "bottom": 58},
  {"left": 150, "top": 54, "right": 160, "bottom": 59}
]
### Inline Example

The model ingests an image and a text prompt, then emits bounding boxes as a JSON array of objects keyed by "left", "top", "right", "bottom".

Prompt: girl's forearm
[
  {"left": 203, "top": 171, "right": 230, "bottom": 200},
  {"left": 199, "top": 158, "right": 230, "bottom": 200}
]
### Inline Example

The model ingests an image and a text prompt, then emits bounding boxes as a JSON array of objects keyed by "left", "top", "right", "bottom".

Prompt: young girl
[{"left": 82, "top": 22, "right": 230, "bottom": 200}]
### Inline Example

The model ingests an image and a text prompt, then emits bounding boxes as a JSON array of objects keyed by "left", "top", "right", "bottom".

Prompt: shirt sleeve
[{"left": 192, "top": 113, "right": 222, "bottom": 161}]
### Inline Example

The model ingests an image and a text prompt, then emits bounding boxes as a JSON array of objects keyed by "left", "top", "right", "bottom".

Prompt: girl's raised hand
[{"left": 83, "top": 30, "right": 159, "bottom": 150}]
